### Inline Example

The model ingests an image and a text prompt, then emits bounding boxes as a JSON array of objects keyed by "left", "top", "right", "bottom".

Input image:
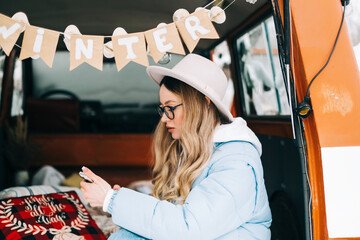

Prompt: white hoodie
[{"left": 213, "top": 117, "right": 262, "bottom": 156}]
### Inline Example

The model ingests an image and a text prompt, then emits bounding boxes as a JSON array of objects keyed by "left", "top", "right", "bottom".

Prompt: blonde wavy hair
[{"left": 152, "top": 76, "right": 221, "bottom": 204}]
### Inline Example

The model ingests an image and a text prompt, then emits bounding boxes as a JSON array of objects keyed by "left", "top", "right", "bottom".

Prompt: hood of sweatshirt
[{"left": 213, "top": 117, "right": 262, "bottom": 155}]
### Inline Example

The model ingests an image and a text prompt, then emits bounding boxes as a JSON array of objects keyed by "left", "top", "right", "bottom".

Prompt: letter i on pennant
[
  {"left": 0, "top": 13, "right": 25, "bottom": 55},
  {"left": 70, "top": 35, "right": 104, "bottom": 71},
  {"left": 175, "top": 8, "right": 219, "bottom": 53},
  {"left": 19, "top": 26, "right": 59, "bottom": 67}
]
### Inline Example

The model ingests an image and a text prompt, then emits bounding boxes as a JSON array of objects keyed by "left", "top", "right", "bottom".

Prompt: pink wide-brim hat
[{"left": 147, "top": 53, "right": 234, "bottom": 122}]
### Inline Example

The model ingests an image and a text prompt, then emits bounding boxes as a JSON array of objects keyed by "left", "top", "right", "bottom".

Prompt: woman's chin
[{"left": 171, "top": 132, "right": 181, "bottom": 140}]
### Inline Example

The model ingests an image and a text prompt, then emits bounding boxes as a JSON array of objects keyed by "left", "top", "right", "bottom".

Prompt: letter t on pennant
[{"left": 112, "top": 32, "right": 149, "bottom": 71}]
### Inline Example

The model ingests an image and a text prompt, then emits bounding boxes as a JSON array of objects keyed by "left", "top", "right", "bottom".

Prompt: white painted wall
[{"left": 321, "top": 146, "right": 360, "bottom": 238}]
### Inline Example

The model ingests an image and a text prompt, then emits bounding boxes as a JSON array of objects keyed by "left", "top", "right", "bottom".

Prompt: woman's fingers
[
  {"left": 113, "top": 184, "right": 121, "bottom": 190},
  {"left": 80, "top": 179, "right": 87, "bottom": 188},
  {"left": 82, "top": 166, "right": 98, "bottom": 182},
  {"left": 79, "top": 168, "right": 111, "bottom": 207}
]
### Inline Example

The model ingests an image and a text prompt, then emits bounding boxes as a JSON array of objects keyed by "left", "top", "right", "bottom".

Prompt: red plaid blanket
[{"left": 0, "top": 191, "right": 106, "bottom": 240}]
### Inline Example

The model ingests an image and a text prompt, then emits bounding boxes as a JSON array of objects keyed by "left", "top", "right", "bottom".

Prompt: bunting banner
[
  {"left": 19, "top": 25, "right": 59, "bottom": 67},
  {"left": 176, "top": 8, "right": 219, "bottom": 53},
  {"left": 145, "top": 23, "right": 185, "bottom": 63},
  {"left": 0, "top": 13, "right": 25, "bottom": 55},
  {"left": 0, "top": 8, "right": 221, "bottom": 71},
  {"left": 112, "top": 32, "right": 148, "bottom": 71},
  {"left": 69, "top": 35, "right": 104, "bottom": 71}
]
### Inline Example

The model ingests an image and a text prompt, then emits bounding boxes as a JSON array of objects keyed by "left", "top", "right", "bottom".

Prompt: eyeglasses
[{"left": 157, "top": 103, "right": 183, "bottom": 120}]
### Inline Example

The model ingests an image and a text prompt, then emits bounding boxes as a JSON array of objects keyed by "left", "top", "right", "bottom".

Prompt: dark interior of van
[{"left": 0, "top": 0, "right": 311, "bottom": 239}]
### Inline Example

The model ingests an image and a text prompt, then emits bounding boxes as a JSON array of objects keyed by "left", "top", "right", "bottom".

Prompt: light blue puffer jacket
[{"left": 107, "top": 117, "right": 272, "bottom": 239}]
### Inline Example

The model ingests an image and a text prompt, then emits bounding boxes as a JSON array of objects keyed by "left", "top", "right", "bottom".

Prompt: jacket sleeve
[{"left": 108, "top": 151, "right": 257, "bottom": 240}]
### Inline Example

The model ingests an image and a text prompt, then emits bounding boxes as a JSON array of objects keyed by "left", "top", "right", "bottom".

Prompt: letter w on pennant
[{"left": 0, "top": 13, "right": 24, "bottom": 55}]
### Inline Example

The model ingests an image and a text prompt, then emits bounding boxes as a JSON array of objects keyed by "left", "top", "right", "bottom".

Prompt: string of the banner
[
  {"left": 204, "top": 0, "right": 236, "bottom": 9},
  {"left": 222, "top": 0, "right": 236, "bottom": 12},
  {"left": 204, "top": 0, "right": 219, "bottom": 8},
  {"left": 60, "top": 0, "right": 236, "bottom": 38},
  {"left": 210, "top": 0, "right": 236, "bottom": 19},
  {"left": 36, "top": 0, "right": 236, "bottom": 38},
  {"left": 6, "top": 0, "right": 238, "bottom": 52}
]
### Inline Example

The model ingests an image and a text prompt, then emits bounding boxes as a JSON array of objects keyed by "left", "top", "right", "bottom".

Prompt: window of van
[
  {"left": 11, "top": 58, "right": 23, "bottom": 117},
  {"left": 28, "top": 52, "right": 183, "bottom": 133},
  {"left": 346, "top": 0, "right": 360, "bottom": 70},
  {"left": 0, "top": 54, "right": 5, "bottom": 107},
  {"left": 211, "top": 40, "right": 235, "bottom": 112},
  {"left": 235, "top": 16, "right": 290, "bottom": 117},
  {"left": 0, "top": 53, "right": 23, "bottom": 117}
]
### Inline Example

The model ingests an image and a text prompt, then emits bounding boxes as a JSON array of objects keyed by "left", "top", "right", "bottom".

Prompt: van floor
[{"left": 30, "top": 166, "right": 153, "bottom": 188}]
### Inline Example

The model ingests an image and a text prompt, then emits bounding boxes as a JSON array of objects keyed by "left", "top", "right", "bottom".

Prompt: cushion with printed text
[{"left": 0, "top": 191, "right": 106, "bottom": 240}]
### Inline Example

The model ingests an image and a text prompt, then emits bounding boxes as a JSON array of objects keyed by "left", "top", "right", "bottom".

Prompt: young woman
[{"left": 80, "top": 54, "right": 272, "bottom": 239}]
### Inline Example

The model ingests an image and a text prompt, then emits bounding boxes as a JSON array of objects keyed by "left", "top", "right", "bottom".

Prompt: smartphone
[{"left": 79, "top": 171, "right": 94, "bottom": 183}]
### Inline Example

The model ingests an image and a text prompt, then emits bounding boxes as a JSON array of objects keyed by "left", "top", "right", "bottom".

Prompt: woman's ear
[{"left": 205, "top": 96, "right": 211, "bottom": 107}]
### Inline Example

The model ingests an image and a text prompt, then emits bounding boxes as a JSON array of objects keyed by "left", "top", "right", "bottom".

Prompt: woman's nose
[{"left": 160, "top": 112, "right": 170, "bottom": 122}]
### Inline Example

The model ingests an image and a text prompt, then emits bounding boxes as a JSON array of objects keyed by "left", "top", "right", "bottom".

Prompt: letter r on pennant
[{"left": 185, "top": 16, "right": 210, "bottom": 41}]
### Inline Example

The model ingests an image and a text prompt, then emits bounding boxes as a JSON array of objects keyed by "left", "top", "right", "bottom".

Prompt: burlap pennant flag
[
  {"left": 69, "top": 35, "right": 104, "bottom": 71},
  {"left": 145, "top": 23, "right": 185, "bottom": 63},
  {"left": 19, "top": 26, "right": 59, "bottom": 67},
  {"left": 176, "top": 9, "right": 219, "bottom": 53},
  {"left": 0, "top": 13, "right": 25, "bottom": 55},
  {"left": 112, "top": 32, "right": 148, "bottom": 71}
]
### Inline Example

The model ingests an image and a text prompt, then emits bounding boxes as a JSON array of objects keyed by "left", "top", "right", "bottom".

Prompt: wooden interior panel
[
  {"left": 29, "top": 134, "right": 154, "bottom": 167},
  {"left": 247, "top": 119, "right": 293, "bottom": 138}
]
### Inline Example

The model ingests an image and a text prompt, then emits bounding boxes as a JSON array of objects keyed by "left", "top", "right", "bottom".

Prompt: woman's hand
[{"left": 80, "top": 167, "right": 111, "bottom": 207}]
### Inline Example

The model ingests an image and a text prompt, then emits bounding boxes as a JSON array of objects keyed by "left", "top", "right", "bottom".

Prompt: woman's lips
[{"left": 167, "top": 127, "right": 174, "bottom": 132}]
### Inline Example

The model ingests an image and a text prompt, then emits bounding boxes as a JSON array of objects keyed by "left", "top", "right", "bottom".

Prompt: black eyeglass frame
[{"left": 157, "top": 103, "right": 183, "bottom": 120}]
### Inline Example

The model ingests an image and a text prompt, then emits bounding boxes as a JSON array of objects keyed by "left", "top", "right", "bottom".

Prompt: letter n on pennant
[
  {"left": 70, "top": 35, "right": 104, "bottom": 71},
  {"left": 0, "top": 13, "right": 25, "bottom": 56},
  {"left": 176, "top": 9, "right": 219, "bottom": 53}
]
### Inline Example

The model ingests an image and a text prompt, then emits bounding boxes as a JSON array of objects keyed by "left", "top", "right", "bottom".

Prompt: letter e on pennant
[{"left": 145, "top": 23, "right": 185, "bottom": 63}]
